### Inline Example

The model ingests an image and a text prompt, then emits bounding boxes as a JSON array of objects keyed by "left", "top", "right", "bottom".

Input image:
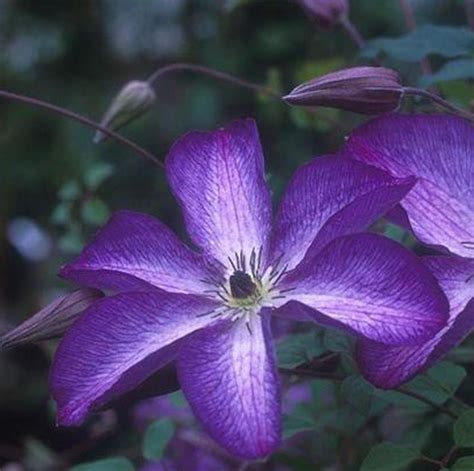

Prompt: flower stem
[
  {"left": 0, "top": 89, "right": 163, "bottom": 167},
  {"left": 403, "top": 86, "right": 474, "bottom": 122},
  {"left": 339, "top": 15, "right": 365, "bottom": 49},
  {"left": 147, "top": 62, "right": 282, "bottom": 100}
]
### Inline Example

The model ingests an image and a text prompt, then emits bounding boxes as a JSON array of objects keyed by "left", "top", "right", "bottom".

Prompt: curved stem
[
  {"left": 403, "top": 87, "right": 474, "bottom": 122},
  {"left": 0, "top": 89, "right": 163, "bottom": 167},
  {"left": 339, "top": 15, "right": 365, "bottom": 49},
  {"left": 147, "top": 62, "right": 282, "bottom": 100}
]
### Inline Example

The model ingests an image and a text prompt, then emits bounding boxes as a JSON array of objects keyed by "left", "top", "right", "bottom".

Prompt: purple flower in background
[
  {"left": 345, "top": 114, "right": 474, "bottom": 260},
  {"left": 344, "top": 114, "right": 474, "bottom": 387},
  {"left": 51, "top": 119, "right": 448, "bottom": 459}
]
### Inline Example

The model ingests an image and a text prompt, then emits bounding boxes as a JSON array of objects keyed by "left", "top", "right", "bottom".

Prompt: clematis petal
[
  {"left": 270, "top": 156, "right": 415, "bottom": 270},
  {"left": 178, "top": 311, "right": 281, "bottom": 459},
  {"left": 60, "top": 211, "right": 221, "bottom": 295},
  {"left": 345, "top": 114, "right": 474, "bottom": 258},
  {"left": 166, "top": 118, "right": 272, "bottom": 268},
  {"left": 357, "top": 256, "right": 474, "bottom": 388},
  {"left": 277, "top": 233, "right": 448, "bottom": 344},
  {"left": 50, "top": 291, "right": 220, "bottom": 425}
]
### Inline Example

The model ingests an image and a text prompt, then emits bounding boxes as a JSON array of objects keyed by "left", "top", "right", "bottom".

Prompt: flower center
[{"left": 229, "top": 270, "right": 257, "bottom": 299}]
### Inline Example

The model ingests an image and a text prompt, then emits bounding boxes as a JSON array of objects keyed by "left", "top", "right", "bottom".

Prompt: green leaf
[
  {"left": 406, "top": 361, "right": 466, "bottom": 405},
  {"left": 420, "top": 59, "right": 474, "bottom": 87},
  {"left": 51, "top": 202, "right": 72, "bottom": 225},
  {"left": 454, "top": 409, "right": 474, "bottom": 447},
  {"left": 142, "top": 418, "right": 175, "bottom": 461},
  {"left": 81, "top": 198, "right": 109, "bottom": 226},
  {"left": 360, "top": 443, "right": 419, "bottom": 471},
  {"left": 283, "top": 412, "right": 318, "bottom": 439},
  {"left": 84, "top": 162, "right": 114, "bottom": 190},
  {"left": 71, "top": 457, "right": 134, "bottom": 471},
  {"left": 340, "top": 375, "right": 376, "bottom": 416},
  {"left": 361, "top": 25, "right": 474, "bottom": 63},
  {"left": 58, "top": 180, "right": 81, "bottom": 201},
  {"left": 452, "top": 456, "right": 474, "bottom": 470},
  {"left": 323, "top": 328, "right": 354, "bottom": 354},
  {"left": 277, "top": 331, "right": 325, "bottom": 368}
]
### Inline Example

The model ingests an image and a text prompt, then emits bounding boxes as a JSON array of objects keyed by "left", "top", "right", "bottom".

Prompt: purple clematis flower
[
  {"left": 345, "top": 114, "right": 474, "bottom": 260},
  {"left": 50, "top": 119, "right": 448, "bottom": 459},
  {"left": 343, "top": 113, "right": 474, "bottom": 387}
]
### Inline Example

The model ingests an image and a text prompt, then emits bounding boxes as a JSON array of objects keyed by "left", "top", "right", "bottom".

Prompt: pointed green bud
[
  {"left": 94, "top": 80, "right": 156, "bottom": 143},
  {"left": 1, "top": 288, "right": 103, "bottom": 349},
  {"left": 284, "top": 66, "right": 403, "bottom": 114}
]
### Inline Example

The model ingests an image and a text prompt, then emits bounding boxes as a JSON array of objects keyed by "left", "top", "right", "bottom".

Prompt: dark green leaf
[
  {"left": 340, "top": 375, "right": 376, "bottom": 416},
  {"left": 71, "top": 457, "right": 134, "bottom": 471},
  {"left": 361, "top": 25, "right": 474, "bottom": 62},
  {"left": 283, "top": 412, "right": 318, "bottom": 439},
  {"left": 452, "top": 457, "right": 474, "bottom": 470},
  {"left": 81, "top": 198, "right": 109, "bottom": 226},
  {"left": 84, "top": 163, "right": 114, "bottom": 190},
  {"left": 360, "top": 443, "right": 419, "bottom": 471},
  {"left": 420, "top": 59, "right": 474, "bottom": 87},
  {"left": 142, "top": 418, "right": 175, "bottom": 461},
  {"left": 58, "top": 180, "right": 81, "bottom": 201},
  {"left": 277, "top": 331, "right": 325, "bottom": 368},
  {"left": 323, "top": 328, "right": 354, "bottom": 354},
  {"left": 454, "top": 409, "right": 474, "bottom": 447}
]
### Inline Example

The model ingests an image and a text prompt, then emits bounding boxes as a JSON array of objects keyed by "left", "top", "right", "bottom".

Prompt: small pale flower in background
[
  {"left": 51, "top": 119, "right": 448, "bottom": 459},
  {"left": 93, "top": 80, "right": 156, "bottom": 143}
]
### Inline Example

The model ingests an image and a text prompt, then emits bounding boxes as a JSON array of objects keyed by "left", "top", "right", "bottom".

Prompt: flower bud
[
  {"left": 284, "top": 66, "right": 403, "bottom": 114},
  {"left": 297, "top": 0, "right": 349, "bottom": 29},
  {"left": 1, "top": 288, "right": 103, "bottom": 349},
  {"left": 94, "top": 80, "right": 156, "bottom": 143}
]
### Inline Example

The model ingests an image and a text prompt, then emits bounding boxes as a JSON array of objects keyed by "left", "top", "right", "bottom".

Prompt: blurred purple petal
[
  {"left": 178, "top": 312, "right": 281, "bottom": 459},
  {"left": 357, "top": 256, "right": 474, "bottom": 388},
  {"left": 166, "top": 118, "right": 272, "bottom": 268},
  {"left": 60, "top": 211, "right": 220, "bottom": 295},
  {"left": 346, "top": 114, "right": 474, "bottom": 258},
  {"left": 271, "top": 156, "right": 415, "bottom": 269},
  {"left": 51, "top": 292, "right": 219, "bottom": 425},
  {"left": 277, "top": 233, "right": 449, "bottom": 344}
]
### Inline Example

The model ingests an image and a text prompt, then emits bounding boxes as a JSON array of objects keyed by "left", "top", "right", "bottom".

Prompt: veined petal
[
  {"left": 345, "top": 114, "right": 474, "bottom": 258},
  {"left": 178, "top": 311, "right": 281, "bottom": 459},
  {"left": 166, "top": 119, "right": 272, "bottom": 268},
  {"left": 270, "top": 156, "right": 415, "bottom": 270},
  {"left": 60, "top": 211, "right": 221, "bottom": 295},
  {"left": 277, "top": 233, "right": 449, "bottom": 344},
  {"left": 50, "top": 292, "right": 220, "bottom": 425},
  {"left": 357, "top": 256, "right": 474, "bottom": 388}
]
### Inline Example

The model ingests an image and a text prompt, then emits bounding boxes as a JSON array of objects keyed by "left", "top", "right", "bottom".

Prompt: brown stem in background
[
  {"left": 0, "top": 90, "right": 163, "bottom": 167},
  {"left": 399, "top": 0, "right": 434, "bottom": 78},
  {"left": 465, "top": 0, "right": 474, "bottom": 30},
  {"left": 147, "top": 62, "right": 282, "bottom": 100},
  {"left": 339, "top": 15, "right": 365, "bottom": 49}
]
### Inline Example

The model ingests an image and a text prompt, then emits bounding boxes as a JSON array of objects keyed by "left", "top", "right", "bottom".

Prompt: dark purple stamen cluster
[{"left": 229, "top": 270, "right": 257, "bottom": 299}]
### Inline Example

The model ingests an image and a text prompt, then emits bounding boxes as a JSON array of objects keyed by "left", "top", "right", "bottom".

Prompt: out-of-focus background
[{"left": 1, "top": 1, "right": 473, "bottom": 470}]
